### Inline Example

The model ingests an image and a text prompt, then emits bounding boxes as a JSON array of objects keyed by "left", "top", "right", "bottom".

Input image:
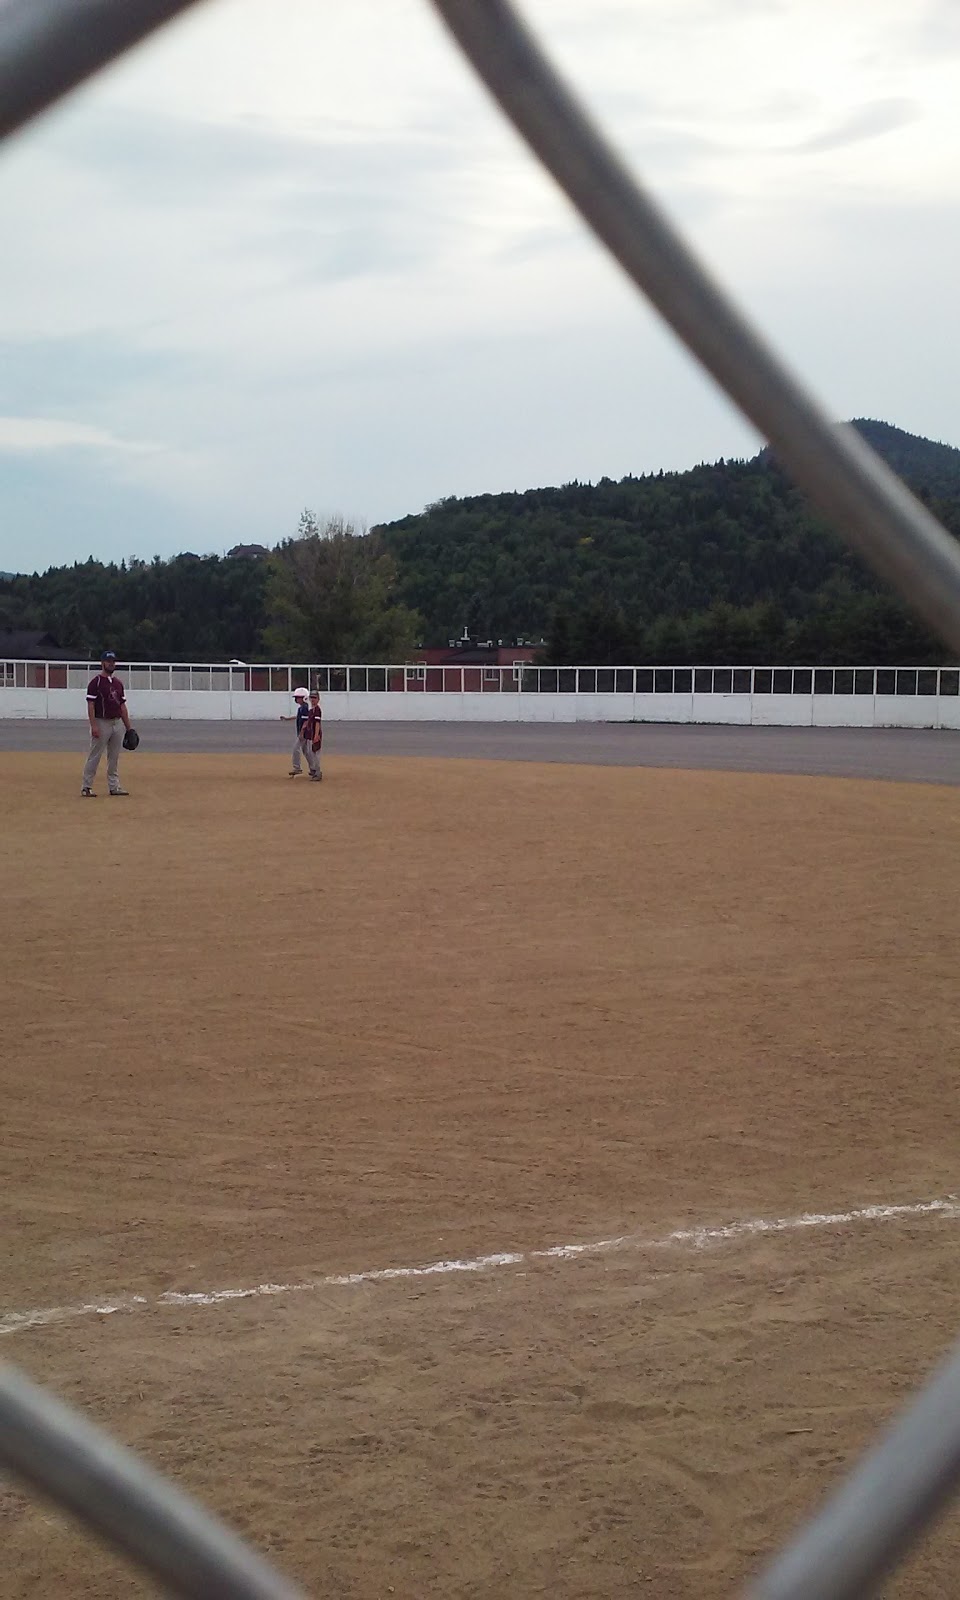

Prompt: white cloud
[
  {"left": 0, "top": 0, "right": 959, "bottom": 571},
  {"left": 0, "top": 417, "right": 161, "bottom": 454}
]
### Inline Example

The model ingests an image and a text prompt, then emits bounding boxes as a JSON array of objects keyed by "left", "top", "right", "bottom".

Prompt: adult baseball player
[{"left": 80, "top": 651, "right": 133, "bottom": 797}]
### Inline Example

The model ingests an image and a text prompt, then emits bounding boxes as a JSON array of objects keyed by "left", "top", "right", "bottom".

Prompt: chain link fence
[{"left": 1, "top": 2, "right": 958, "bottom": 1595}]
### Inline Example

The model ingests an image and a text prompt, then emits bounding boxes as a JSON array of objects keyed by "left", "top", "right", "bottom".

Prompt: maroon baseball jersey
[
  {"left": 86, "top": 673, "right": 126, "bottom": 719},
  {"left": 303, "top": 706, "right": 322, "bottom": 746}
]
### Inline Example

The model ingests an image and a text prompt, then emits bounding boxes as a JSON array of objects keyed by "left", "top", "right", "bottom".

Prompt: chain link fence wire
[
  {"left": 0, "top": 0, "right": 204, "bottom": 144},
  {"left": 428, "top": 0, "right": 960, "bottom": 661},
  {"left": 0, "top": 1365, "right": 306, "bottom": 1600},
  {"left": 2, "top": 1, "right": 959, "bottom": 1595}
]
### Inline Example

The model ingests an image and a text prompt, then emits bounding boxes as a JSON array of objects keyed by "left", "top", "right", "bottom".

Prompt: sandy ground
[{"left": 1, "top": 750, "right": 959, "bottom": 1597}]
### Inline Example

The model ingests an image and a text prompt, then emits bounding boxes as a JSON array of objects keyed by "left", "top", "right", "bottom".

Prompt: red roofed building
[{"left": 398, "top": 629, "right": 543, "bottom": 692}]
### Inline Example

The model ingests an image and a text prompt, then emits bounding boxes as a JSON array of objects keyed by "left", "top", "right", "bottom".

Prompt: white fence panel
[
  {"left": 690, "top": 693, "right": 752, "bottom": 724},
  {"left": 573, "top": 694, "right": 630, "bottom": 722},
  {"left": 811, "top": 696, "right": 877, "bottom": 728},
  {"left": 518, "top": 696, "right": 577, "bottom": 723},
  {"left": 1, "top": 688, "right": 48, "bottom": 718},
  {"left": 630, "top": 692, "right": 692, "bottom": 723},
  {"left": 459, "top": 693, "right": 523, "bottom": 722},
  {"left": 937, "top": 699, "right": 960, "bottom": 731},
  {"left": 150, "top": 690, "right": 231, "bottom": 720},
  {"left": 3, "top": 661, "right": 960, "bottom": 730},
  {"left": 751, "top": 694, "right": 812, "bottom": 727},
  {"left": 874, "top": 696, "right": 941, "bottom": 730}
]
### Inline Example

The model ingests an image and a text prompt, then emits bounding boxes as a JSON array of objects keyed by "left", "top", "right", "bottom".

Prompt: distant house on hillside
[
  {"left": 0, "top": 630, "right": 81, "bottom": 688},
  {"left": 414, "top": 627, "right": 544, "bottom": 669},
  {"left": 0, "top": 629, "right": 78, "bottom": 660},
  {"left": 227, "top": 543, "right": 270, "bottom": 560},
  {"left": 397, "top": 629, "right": 544, "bottom": 692}
]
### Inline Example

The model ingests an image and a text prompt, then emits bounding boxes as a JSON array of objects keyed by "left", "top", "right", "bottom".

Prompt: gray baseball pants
[{"left": 82, "top": 719, "right": 123, "bottom": 792}]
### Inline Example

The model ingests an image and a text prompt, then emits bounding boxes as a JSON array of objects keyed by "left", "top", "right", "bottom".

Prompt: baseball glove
[{"left": 122, "top": 727, "right": 140, "bottom": 751}]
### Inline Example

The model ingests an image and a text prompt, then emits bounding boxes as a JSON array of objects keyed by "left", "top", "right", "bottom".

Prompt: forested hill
[
  {"left": 376, "top": 420, "right": 960, "bottom": 664},
  {"left": 755, "top": 419, "right": 960, "bottom": 497},
  {"left": 825, "top": 420, "right": 960, "bottom": 497},
  {"left": 2, "top": 420, "right": 960, "bottom": 665}
]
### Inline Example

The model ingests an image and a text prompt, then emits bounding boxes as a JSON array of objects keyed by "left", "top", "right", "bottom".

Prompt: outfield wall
[{"left": 3, "top": 683, "right": 960, "bottom": 729}]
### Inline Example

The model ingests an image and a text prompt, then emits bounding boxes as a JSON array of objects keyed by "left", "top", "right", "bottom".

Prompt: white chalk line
[{"left": 2, "top": 1197, "right": 958, "bottom": 1340}]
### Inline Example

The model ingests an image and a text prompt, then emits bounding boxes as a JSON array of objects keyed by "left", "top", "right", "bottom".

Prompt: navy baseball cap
[{"left": 101, "top": 650, "right": 117, "bottom": 660}]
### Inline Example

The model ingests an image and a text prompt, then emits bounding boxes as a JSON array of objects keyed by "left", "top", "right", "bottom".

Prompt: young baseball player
[
  {"left": 302, "top": 690, "right": 323, "bottom": 781},
  {"left": 280, "top": 687, "right": 309, "bottom": 775}
]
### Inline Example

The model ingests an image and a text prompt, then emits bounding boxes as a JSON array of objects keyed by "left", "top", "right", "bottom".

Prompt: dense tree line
[
  {"left": 2, "top": 419, "right": 959, "bottom": 664},
  {"left": 376, "top": 420, "right": 960, "bottom": 665},
  {"left": 0, "top": 516, "right": 418, "bottom": 663},
  {"left": 0, "top": 548, "right": 269, "bottom": 662}
]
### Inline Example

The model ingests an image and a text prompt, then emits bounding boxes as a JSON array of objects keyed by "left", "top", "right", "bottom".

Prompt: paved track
[{"left": 1, "top": 718, "right": 958, "bottom": 783}]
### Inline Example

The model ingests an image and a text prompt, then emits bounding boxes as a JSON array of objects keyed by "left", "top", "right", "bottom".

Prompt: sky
[{"left": 1, "top": 0, "right": 959, "bottom": 574}]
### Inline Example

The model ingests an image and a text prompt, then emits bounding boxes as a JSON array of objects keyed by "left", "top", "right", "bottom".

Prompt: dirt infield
[{"left": 2, "top": 751, "right": 959, "bottom": 1597}]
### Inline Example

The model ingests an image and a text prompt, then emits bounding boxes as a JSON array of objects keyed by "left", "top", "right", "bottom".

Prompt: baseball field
[{"left": 2, "top": 731, "right": 959, "bottom": 1597}]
